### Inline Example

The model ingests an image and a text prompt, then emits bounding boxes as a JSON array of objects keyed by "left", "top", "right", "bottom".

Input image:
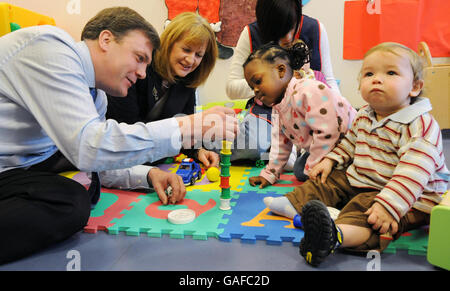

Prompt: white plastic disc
[
  {"left": 168, "top": 209, "right": 196, "bottom": 225},
  {"left": 219, "top": 199, "right": 231, "bottom": 211}
]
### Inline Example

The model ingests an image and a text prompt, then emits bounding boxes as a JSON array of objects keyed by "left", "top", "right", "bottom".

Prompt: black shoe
[{"left": 299, "top": 200, "right": 343, "bottom": 267}]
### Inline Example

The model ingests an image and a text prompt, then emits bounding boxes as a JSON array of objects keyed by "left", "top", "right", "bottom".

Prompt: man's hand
[
  {"left": 249, "top": 176, "right": 271, "bottom": 189},
  {"left": 147, "top": 168, "right": 186, "bottom": 205},
  {"left": 309, "top": 158, "right": 336, "bottom": 183},
  {"left": 196, "top": 148, "right": 220, "bottom": 169},
  {"left": 176, "top": 106, "right": 239, "bottom": 148},
  {"left": 365, "top": 202, "right": 399, "bottom": 235}
]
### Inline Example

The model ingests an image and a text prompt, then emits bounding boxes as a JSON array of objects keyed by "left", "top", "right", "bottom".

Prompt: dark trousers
[{"left": 0, "top": 152, "right": 91, "bottom": 265}]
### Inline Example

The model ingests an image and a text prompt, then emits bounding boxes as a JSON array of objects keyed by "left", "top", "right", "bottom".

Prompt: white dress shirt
[{"left": 0, "top": 26, "right": 182, "bottom": 177}]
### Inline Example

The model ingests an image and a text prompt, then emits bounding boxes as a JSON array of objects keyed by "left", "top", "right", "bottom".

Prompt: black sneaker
[{"left": 299, "top": 200, "right": 343, "bottom": 267}]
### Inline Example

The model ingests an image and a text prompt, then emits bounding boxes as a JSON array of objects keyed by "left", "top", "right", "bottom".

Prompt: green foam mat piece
[
  {"left": 384, "top": 227, "right": 429, "bottom": 256},
  {"left": 107, "top": 189, "right": 233, "bottom": 240}
]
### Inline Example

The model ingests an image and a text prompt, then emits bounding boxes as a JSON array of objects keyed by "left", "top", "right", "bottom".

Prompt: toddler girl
[{"left": 245, "top": 42, "right": 356, "bottom": 188}]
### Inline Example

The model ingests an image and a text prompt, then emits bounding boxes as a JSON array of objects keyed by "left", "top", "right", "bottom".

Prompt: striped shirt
[{"left": 326, "top": 97, "right": 449, "bottom": 221}]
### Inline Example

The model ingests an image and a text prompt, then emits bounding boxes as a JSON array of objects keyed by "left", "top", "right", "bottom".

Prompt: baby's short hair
[{"left": 363, "top": 42, "right": 424, "bottom": 82}]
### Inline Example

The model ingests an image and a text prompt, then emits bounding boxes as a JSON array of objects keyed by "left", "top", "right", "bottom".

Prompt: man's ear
[
  {"left": 410, "top": 79, "right": 424, "bottom": 97},
  {"left": 277, "top": 63, "right": 287, "bottom": 79},
  {"left": 98, "top": 30, "right": 115, "bottom": 52}
]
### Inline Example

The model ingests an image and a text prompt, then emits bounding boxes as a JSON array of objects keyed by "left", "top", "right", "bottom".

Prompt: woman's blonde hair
[
  {"left": 359, "top": 42, "right": 424, "bottom": 83},
  {"left": 153, "top": 12, "right": 218, "bottom": 88}
]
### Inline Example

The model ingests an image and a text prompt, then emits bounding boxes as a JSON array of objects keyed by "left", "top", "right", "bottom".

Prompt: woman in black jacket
[{"left": 102, "top": 12, "right": 219, "bottom": 197}]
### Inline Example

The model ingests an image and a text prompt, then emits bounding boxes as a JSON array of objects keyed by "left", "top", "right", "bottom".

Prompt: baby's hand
[
  {"left": 249, "top": 176, "right": 271, "bottom": 189},
  {"left": 365, "top": 202, "right": 399, "bottom": 235},
  {"left": 309, "top": 158, "right": 336, "bottom": 183}
]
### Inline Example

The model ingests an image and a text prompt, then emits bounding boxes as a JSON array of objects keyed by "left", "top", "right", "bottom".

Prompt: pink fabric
[
  {"left": 313, "top": 70, "right": 329, "bottom": 88},
  {"left": 260, "top": 78, "right": 356, "bottom": 184}
]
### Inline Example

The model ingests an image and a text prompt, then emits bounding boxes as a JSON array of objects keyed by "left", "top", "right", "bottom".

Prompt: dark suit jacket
[
  {"left": 106, "top": 64, "right": 198, "bottom": 159},
  {"left": 106, "top": 64, "right": 196, "bottom": 124}
]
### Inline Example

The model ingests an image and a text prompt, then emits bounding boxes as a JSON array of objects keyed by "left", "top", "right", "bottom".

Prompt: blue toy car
[{"left": 176, "top": 158, "right": 202, "bottom": 185}]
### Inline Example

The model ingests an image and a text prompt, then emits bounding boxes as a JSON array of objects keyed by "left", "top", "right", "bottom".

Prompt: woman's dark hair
[
  {"left": 255, "top": 0, "right": 302, "bottom": 43},
  {"left": 243, "top": 41, "right": 311, "bottom": 71}
]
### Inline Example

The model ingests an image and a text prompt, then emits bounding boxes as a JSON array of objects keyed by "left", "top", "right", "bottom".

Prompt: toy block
[
  {"left": 0, "top": 2, "right": 55, "bottom": 37},
  {"left": 427, "top": 191, "right": 450, "bottom": 270}
]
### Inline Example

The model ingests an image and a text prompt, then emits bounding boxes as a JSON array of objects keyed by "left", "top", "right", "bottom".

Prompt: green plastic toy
[{"left": 427, "top": 192, "right": 450, "bottom": 270}]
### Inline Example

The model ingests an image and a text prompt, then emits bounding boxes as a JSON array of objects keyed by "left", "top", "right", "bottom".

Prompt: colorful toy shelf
[{"left": 0, "top": 2, "right": 55, "bottom": 37}]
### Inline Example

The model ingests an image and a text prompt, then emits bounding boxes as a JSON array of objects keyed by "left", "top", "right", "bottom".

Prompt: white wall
[{"left": 7, "top": 0, "right": 450, "bottom": 108}]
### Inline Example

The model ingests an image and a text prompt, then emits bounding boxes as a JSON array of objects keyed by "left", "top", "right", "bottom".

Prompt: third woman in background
[{"left": 226, "top": 0, "right": 340, "bottom": 99}]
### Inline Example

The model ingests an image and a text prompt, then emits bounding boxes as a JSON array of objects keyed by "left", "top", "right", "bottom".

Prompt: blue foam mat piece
[{"left": 218, "top": 191, "right": 304, "bottom": 246}]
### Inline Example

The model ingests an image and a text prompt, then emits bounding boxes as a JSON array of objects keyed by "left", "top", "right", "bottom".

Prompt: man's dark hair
[{"left": 81, "top": 7, "right": 160, "bottom": 49}]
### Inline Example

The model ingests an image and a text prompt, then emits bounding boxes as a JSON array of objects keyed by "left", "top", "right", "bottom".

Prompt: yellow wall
[{"left": 0, "top": 2, "right": 55, "bottom": 37}]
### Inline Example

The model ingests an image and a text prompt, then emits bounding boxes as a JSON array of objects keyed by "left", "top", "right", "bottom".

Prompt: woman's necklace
[{"left": 153, "top": 80, "right": 170, "bottom": 101}]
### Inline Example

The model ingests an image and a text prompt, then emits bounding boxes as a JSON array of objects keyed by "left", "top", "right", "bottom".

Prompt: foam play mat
[
  {"left": 63, "top": 160, "right": 430, "bottom": 254},
  {"left": 63, "top": 160, "right": 305, "bottom": 246}
]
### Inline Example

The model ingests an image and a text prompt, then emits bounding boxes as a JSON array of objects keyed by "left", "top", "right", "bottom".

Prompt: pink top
[{"left": 260, "top": 78, "right": 357, "bottom": 184}]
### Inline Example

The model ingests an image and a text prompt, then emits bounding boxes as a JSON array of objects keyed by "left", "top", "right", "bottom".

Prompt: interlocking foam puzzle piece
[
  {"left": 384, "top": 227, "right": 429, "bottom": 256},
  {"left": 60, "top": 171, "right": 91, "bottom": 186},
  {"left": 107, "top": 189, "right": 232, "bottom": 240},
  {"left": 218, "top": 190, "right": 304, "bottom": 246},
  {"left": 84, "top": 188, "right": 143, "bottom": 233},
  {"left": 237, "top": 166, "right": 303, "bottom": 195}
]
